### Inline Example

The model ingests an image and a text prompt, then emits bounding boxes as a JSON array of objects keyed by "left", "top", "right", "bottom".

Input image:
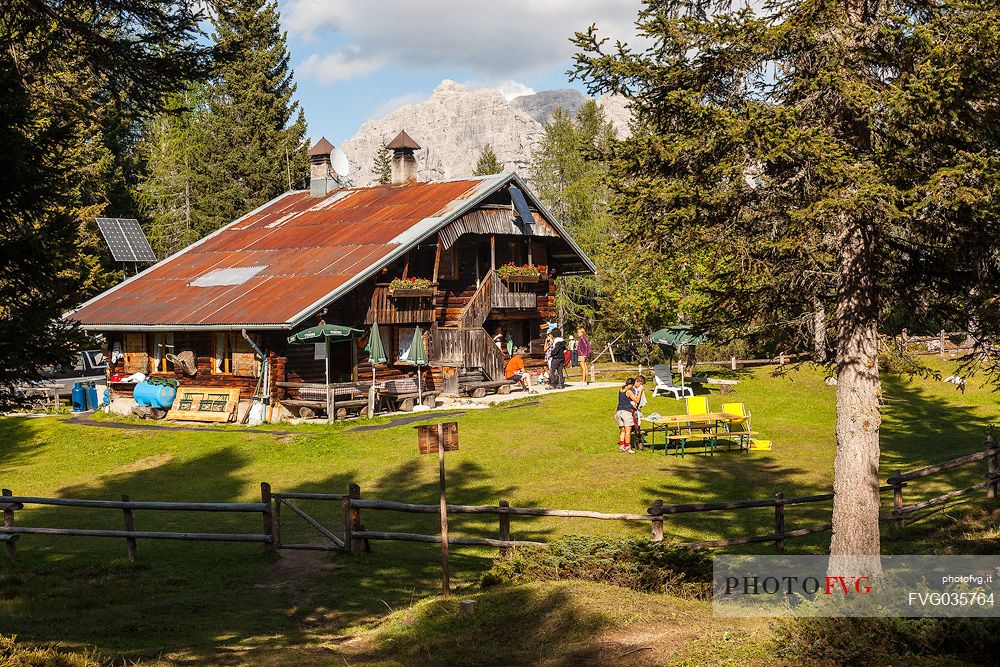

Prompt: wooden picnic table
[{"left": 642, "top": 412, "right": 745, "bottom": 457}]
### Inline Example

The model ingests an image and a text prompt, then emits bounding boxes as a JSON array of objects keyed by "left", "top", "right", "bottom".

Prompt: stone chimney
[
  {"left": 387, "top": 130, "right": 420, "bottom": 185},
  {"left": 308, "top": 137, "right": 336, "bottom": 197}
]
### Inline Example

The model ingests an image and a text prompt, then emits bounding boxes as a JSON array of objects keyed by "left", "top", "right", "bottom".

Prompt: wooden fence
[
  {"left": 2, "top": 437, "right": 996, "bottom": 561},
  {"left": 0, "top": 484, "right": 275, "bottom": 561}
]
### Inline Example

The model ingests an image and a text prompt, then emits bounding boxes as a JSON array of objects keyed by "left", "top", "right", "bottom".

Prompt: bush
[
  {"left": 772, "top": 616, "right": 1000, "bottom": 666},
  {"left": 480, "top": 535, "right": 712, "bottom": 599},
  {"left": 0, "top": 636, "right": 102, "bottom": 667}
]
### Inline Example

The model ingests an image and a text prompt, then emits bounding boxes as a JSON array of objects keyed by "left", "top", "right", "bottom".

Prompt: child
[{"left": 615, "top": 378, "right": 641, "bottom": 453}]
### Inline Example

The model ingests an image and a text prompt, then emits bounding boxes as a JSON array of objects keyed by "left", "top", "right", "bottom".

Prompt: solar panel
[
  {"left": 96, "top": 218, "right": 157, "bottom": 263},
  {"left": 508, "top": 186, "right": 536, "bottom": 231}
]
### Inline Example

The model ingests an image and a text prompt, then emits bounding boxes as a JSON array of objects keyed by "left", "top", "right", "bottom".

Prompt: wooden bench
[
  {"left": 281, "top": 398, "right": 369, "bottom": 420},
  {"left": 385, "top": 391, "right": 439, "bottom": 412},
  {"left": 689, "top": 377, "right": 739, "bottom": 394},
  {"left": 460, "top": 379, "right": 517, "bottom": 398},
  {"left": 663, "top": 431, "right": 759, "bottom": 457}
]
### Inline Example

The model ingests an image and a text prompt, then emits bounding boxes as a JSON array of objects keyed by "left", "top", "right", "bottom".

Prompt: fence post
[
  {"left": 121, "top": 494, "right": 138, "bottom": 561},
  {"left": 498, "top": 499, "right": 511, "bottom": 559},
  {"left": 349, "top": 483, "right": 364, "bottom": 556},
  {"left": 891, "top": 469, "right": 905, "bottom": 531},
  {"left": 774, "top": 492, "right": 784, "bottom": 552},
  {"left": 260, "top": 482, "right": 275, "bottom": 553},
  {"left": 986, "top": 435, "right": 999, "bottom": 500},
  {"left": 730, "top": 356, "right": 737, "bottom": 371},
  {"left": 650, "top": 500, "right": 664, "bottom": 543},
  {"left": 2, "top": 489, "right": 15, "bottom": 561},
  {"left": 939, "top": 329, "right": 946, "bottom": 358},
  {"left": 273, "top": 494, "right": 282, "bottom": 549}
]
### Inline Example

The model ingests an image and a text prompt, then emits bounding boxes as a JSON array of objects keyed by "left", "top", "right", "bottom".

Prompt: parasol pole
[{"left": 325, "top": 336, "right": 331, "bottom": 424}]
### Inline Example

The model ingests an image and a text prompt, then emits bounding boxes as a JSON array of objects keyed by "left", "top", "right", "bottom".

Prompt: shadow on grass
[
  {"left": 0, "top": 446, "right": 551, "bottom": 662},
  {"left": 0, "top": 415, "right": 48, "bottom": 469}
]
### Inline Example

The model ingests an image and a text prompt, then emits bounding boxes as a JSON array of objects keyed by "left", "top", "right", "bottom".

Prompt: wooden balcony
[
  {"left": 491, "top": 273, "right": 541, "bottom": 310},
  {"left": 366, "top": 284, "right": 435, "bottom": 324}
]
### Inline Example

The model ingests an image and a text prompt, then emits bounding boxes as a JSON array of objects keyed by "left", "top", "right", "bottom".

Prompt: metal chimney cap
[
  {"left": 308, "top": 137, "right": 335, "bottom": 157},
  {"left": 387, "top": 130, "right": 420, "bottom": 151}
]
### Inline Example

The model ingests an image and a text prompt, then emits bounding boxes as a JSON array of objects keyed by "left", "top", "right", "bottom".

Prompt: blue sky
[{"left": 279, "top": 0, "right": 643, "bottom": 145}]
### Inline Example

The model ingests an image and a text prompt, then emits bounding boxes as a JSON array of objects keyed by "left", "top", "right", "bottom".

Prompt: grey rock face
[
  {"left": 510, "top": 88, "right": 588, "bottom": 124},
  {"left": 338, "top": 80, "right": 632, "bottom": 187}
]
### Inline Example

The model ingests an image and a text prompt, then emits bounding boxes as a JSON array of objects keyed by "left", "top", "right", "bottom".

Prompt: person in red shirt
[{"left": 505, "top": 352, "right": 532, "bottom": 392}]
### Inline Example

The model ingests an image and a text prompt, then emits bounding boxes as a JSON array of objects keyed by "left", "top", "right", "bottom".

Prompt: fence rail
[{"left": 2, "top": 437, "right": 996, "bottom": 562}]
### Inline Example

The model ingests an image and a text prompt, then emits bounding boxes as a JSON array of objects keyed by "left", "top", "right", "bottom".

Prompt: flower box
[
  {"left": 497, "top": 263, "right": 542, "bottom": 282},
  {"left": 389, "top": 287, "right": 436, "bottom": 298},
  {"left": 502, "top": 273, "right": 540, "bottom": 283}
]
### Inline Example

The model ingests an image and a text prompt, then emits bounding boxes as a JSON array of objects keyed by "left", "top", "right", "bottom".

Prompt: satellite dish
[{"left": 331, "top": 147, "right": 351, "bottom": 177}]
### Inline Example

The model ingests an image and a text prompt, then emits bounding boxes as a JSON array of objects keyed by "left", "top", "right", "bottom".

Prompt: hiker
[
  {"left": 505, "top": 349, "right": 533, "bottom": 392},
  {"left": 616, "top": 378, "right": 642, "bottom": 453},
  {"left": 577, "top": 327, "right": 592, "bottom": 385},
  {"left": 493, "top": 326, "right": 505, "bottom": 352},
  {"left": 549, "top": 328, "right": 566, "bottom": 389},
  {"left": 543, "top": 332, "right": 553, "bottom": 383},
  {"left": 568, "top": 334, "right": 578, "bottom": 367}
]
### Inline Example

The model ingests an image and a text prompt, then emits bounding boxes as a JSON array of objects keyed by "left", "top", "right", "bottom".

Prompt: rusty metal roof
[{"left": 71, "top": 176, "right": 508, "bottom": 330}]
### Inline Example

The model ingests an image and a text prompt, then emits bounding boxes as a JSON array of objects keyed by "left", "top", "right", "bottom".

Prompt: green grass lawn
[{"left": 1, "top": 357, "right": 996, "bottom": 664}]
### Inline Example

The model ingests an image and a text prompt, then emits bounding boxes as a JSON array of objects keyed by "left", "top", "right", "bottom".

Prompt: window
[
  {"left": 150, "top": 333, "right": 174, "bottom": 373},
  {"left": 396, "top": 327, "right": 415, "bottom": 364},
  {"left": 123, "top": 333, "right": 149, "bottom": 374},
  {"left": 438, "top": 243, "right": 459, "bottom": 281},
  {"left": 213, "top": 333, "right": 261, "bottom": 376}
]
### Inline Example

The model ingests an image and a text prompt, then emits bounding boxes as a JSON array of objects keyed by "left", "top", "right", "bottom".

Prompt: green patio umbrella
[
  {"left": 365, "top": 322, "right": 387, "bottom": 415},
  {"left": 403, "top": 325, "right": 428, "bottom": 410},
  {"left": 649, "top": 325, "right": 709, "bottom": 392},
  {"left": 287, "top": 322, "right": 363, "bottom": 423}
]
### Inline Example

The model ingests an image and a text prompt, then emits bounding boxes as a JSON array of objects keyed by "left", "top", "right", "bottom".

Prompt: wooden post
[
  {"left": 274, "top": 495, "right": 283, "bottom": 549},
  {"left": 260, "top": 482, "right": 275, "bottom": 553},
  {"left": 498, "top": 499, "right": 511, "bottom": 559},
  {"left": 121, "top": 494, "right": 138, "bottom": 561},
  {"left": 986, "top": 435, "right": 998, "bottom": 500},
  {"left": 2, "top": 489, "right": 15, "bottom": 560},
  {"left": 774, "top": 492, "right": 784, "bottom": 551},
  {"left": 892, "top": 469, "right": 905, "bottom": 531},
  {"left": 939, "top": 329, "right": 946, "bottom": 358},
  {"left": 437, "top": 423, "right": 451, "bottom": 598},
  {"left": 730, "top": 356, "right": 737, "bottom": 371},
  {"left": 458, "top": 599, "right": 475, "bottom": 618},
  {"left": 349, "top": 483, "right": 364, "bottom": 556},
  {"left": 490, "top": 235, "right": 496, "bottom": 272},
  {"left": 650, "top": 499, "right": 664, "bottom": 543}
]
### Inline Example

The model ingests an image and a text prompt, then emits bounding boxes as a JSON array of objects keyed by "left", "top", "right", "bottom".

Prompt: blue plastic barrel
[
  {"left": 133, "top": 380, "right": 177, "bottom": 409},
  {"left": 71, "top": 382, "right": 86, "bottom": 412},
  {"left": 86, "top": 382, "right": 98, "bottom": 410}
]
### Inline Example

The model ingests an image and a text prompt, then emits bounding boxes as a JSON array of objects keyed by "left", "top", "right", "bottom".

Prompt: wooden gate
[{"left": 271, "top": 491, "right": 347, "bottom": 552}]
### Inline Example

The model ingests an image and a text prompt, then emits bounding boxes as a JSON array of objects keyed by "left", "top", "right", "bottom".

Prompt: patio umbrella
[
  {"left": 287, "top": 322, "right": 363, "bottom": 423},
  {"left": 649, "top": 325, "right": 709, "bottom": 392},
  {"left": 365, "top": 322, "right": 387, "bottom": 416},
  {"left": 404, "top": 325, "right": 428, "bottom": 410}
]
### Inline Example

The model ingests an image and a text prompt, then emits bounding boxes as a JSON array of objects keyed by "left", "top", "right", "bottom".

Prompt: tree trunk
[
  {"left": 813, "top": 293, "right": 827, "bottom": 363},
  {"left": 829, "top": 217, "right": 882, "bottom": 577}
]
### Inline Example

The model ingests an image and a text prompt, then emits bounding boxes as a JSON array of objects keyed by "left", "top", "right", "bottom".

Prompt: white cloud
[
  {"left": 490, "top": 80, "right": 536, "bottom": 101},
  {"left": 284, "top": 0, "right": 641, "bottom": 81},
  {"left": 297, "top": 46, "right": 384, "bottom": 84}
]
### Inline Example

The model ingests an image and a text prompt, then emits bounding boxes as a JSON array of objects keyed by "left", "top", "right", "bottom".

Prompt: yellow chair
[
  {"left": 686, "top": 396, "right": 709, "bottom": 415},
  {"left": 722, "top": 402, "right": 751, "bottom": 430}
]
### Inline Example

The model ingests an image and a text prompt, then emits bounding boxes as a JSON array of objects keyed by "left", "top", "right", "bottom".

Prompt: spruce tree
[
  {"left": 198, "top": 0, "right": 307, "bottom": 235},
  {"left": 372, "top": 136, "right": 392, "bottom": 185},
  {"left": 0, "top": 0, "right": 210, "bottom": 403},
  {"left": 473, "top": 143, "right": 503, "bottom": 176},
  {"left": 574, "top": 0, "right": 1000, "bottom": 572}
]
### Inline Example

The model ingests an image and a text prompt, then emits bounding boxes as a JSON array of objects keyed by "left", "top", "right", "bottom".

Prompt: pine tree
[
  {"left": 573, "top": 0, "right": 1000, "bottom": 573},
  {"left": 473, "top": 143, "right": 503, "bottom": 176},
  {"left": 372, "top": 136, "right": 392, "bottom": 185},
  {"left": 0, "top": 0, "right": 211, "bottom": 404},
  {"left": 197, "top": 0, "right": 307, "bottom": 235},
  {"left": 530, "top": 102, "right": 616, "bottom": 332}
]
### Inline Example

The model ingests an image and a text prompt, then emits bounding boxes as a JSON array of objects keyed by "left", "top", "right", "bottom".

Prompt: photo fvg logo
[{"left": 723, "top": 575, "right": 874, "bottom": 596}]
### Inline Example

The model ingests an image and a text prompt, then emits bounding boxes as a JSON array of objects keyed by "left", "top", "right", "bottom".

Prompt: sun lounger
[{"left": 652, "top": 364, "right": 694, "bottom": 399}]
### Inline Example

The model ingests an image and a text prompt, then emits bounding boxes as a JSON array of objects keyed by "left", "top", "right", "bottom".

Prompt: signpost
[{"left": 416, "top": 422, "right": 459, "bottom": 597}]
